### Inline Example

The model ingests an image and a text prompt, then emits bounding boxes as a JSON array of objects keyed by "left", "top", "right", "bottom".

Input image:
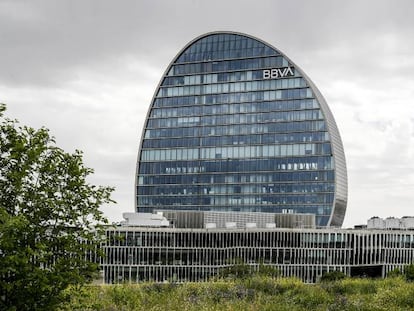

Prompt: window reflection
[{"left": 138, "top": 33, "right": 339, "bottom": 227}]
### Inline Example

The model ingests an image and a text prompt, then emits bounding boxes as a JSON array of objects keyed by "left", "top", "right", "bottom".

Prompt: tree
[{"left": 0, "top": 104, "right": 114, "bottom": 310}]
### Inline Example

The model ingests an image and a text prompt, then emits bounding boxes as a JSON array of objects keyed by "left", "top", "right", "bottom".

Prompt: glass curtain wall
[{"left": 136, "top": 33, "right": 346, "bottom": 227}]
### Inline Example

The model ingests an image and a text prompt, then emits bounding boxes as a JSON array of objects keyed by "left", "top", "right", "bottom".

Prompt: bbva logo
[{"left": 263, "top": 67, "right": 294, "bottom": 79}]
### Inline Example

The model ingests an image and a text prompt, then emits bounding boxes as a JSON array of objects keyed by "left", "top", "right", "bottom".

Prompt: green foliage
[
  {"left": 373, "top": 278, "right": 414, "bottom": 310},
  {"left": 218, "top": 258, "right": 280, "bottom": 280},
  {"left": 322, "top": 277, "right": 378, "bottom": 296},
  {"left": 257, "top": 261, "right": 280, "bottom": 277},
  {"left": 57, "top": 277, "right": 414, "bottom": 311},
  {"left": 0, "top": 104, "right": 114, "bottom": 310},
  {"left": 218, "top": 258, "right": 252, "bottom": 279},
  {"left": 404, "top": 264, "right": 414, "bottom": 281},
  {"left": 320, "top": 270, "right": 347, "bottom": 282},
  {"left": 387, "top": 267, "right": 403, "bottom": 278},
  {"left": 387, "top": 264, "right": 414, "bottom": 281}
]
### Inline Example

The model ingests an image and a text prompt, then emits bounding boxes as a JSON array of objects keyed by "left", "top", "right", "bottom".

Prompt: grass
[{"left": 58, "top": 276, "right": 414, "bottom": 311}]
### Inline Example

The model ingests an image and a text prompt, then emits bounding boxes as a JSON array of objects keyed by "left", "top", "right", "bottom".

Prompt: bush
[
  {"left": 218, "top": 258, "right": 252, "bottom": 279},
  {"left": 57, "top": 277, "right": 414, "bottom": 310},
  {"left": 320, "top": 270, "right": 347, "bottom": 282},
  {"left": 387, "top": 267, "right": 403, "bottom": 278},
  {"left": 257, "top": 262, "right": 280, "bottom": 278},
  {"left": 218, "top": 259, "right": 280, "bottom": 280},
  {"left": 404, "top": 264, "right": 414, "bottom": 281}
]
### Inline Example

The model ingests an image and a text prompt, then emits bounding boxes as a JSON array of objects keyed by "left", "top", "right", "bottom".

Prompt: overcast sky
[{"left": 1, "top": 0, "right": 414, "bottom": 227}]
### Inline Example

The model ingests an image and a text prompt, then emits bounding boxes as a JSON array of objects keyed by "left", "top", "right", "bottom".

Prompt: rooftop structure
[
  {"left": 367, "top": 216, "right": 414, "bottom": 230},
  {"left": 122, "top": 211, "right": 315, "bottom": 229}
]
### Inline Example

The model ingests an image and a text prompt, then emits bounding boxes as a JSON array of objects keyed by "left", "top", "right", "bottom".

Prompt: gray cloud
[{"left": 1, "top": 0, "right": 414, "bottom": 226}]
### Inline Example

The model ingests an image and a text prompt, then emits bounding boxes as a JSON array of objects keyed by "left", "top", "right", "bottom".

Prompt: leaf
[{"left": 0, "top": 104, "right": 114, "bottom": 310}]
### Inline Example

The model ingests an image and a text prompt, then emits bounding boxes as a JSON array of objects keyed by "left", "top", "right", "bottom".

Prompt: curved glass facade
[{"left": 136, "top": 32, "right": 347, "bottom": 227}]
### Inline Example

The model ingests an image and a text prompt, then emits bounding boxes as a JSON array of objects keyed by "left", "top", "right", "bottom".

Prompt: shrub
[
  {"left": 218, "top": 258, "right": 252, "bottom": 279},
  {"left": 257, "top": 262, "right": 280, "bottom": 278},
  {"left": 320, "top": 270, "right": 347, "bottom": 282},
  {"left": 387, "top": 267, "right": 403, "bottom": 278},
  {"left": 404, "top": 264, "right": 414, "bottom": 282}
]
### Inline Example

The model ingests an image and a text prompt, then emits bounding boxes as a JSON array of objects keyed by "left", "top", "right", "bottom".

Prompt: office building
[
  {"left": 99, "top": 32, "right": 412, "bottom": 284},
  {"left": 102, "top": 211, "right": 414, "bottom": 284},
  {"left": 136, "top": 31, "right": 347, "bottom": 227}
]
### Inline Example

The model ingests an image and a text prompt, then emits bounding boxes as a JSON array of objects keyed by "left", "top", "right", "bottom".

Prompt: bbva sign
[{"left": 263, "top": 67, "right": 294, "bottom": 79}]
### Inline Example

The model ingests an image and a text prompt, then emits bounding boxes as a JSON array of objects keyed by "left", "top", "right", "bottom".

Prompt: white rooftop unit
[
  {"left": 385, "top": 217, "right": 401, "bottom": 229},
  {"left": 122, "top": 212, "right": 170, "bottom": 227},
  {"left": 205, "top": 223, "right": 217, "bottom": 229},
  {"left": 225, "top": 222, "right": 237, "bottom": 229},
  {"left": 367, "top": 217, "right": 385, "bottom": 229},
  {"left": 401, "top": 217, "right": 414, "bottom": 229}
]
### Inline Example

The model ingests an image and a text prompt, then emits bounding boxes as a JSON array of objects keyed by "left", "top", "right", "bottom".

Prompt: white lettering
[
  {"left": 284, "top": 67, "right": 294, "bottom": 76},
  {"left": 263, "top": 67, "right": 294, "bottom": 79},
  {"left": 263, "top": 69, "right": 271, "bottom": 79},
  {"left": 271, "top": 68, "right": 279, "bottom": 78}
]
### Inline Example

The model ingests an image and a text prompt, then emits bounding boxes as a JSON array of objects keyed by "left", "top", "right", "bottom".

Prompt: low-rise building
[{"left": 101, "top": 212, "right": 414, "bottom": 284}]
